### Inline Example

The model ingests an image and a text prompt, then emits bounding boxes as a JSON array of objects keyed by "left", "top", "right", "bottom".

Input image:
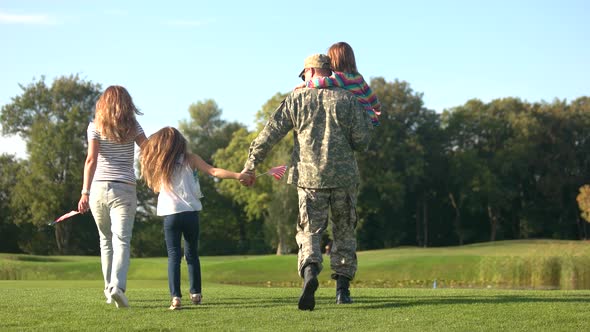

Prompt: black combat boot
[
  {"left": 336, "top": 275, "right": 353, "bottom": 304},
  {"left": 298, "top": 264, "right": 319, "bottom": 311}
]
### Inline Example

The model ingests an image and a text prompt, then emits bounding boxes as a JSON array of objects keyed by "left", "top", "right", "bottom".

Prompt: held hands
[{"left": 239, "top": 168, "right": 256, "bottom": 187}]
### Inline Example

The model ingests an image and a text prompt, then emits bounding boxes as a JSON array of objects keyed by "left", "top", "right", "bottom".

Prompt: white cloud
[{"left": 0, "top": 11, "right": 57, "bottom": 25}]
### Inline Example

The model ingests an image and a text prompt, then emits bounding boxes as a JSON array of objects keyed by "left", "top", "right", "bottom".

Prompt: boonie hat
[{"left": 298, "top": 54, "right": 331, "bottom": 79}]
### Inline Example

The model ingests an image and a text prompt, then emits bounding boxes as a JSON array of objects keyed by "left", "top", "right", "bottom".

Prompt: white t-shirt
[{"left": 156, "top": 156, "right": 204, "bottom": 216}]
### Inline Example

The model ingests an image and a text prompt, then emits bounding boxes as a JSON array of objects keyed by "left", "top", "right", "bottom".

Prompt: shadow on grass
[
  {"left": 118, "top": 290, "right": 590, "bottom": 311},
  {"left": 130, "top": 295, "right": 298, "bottom": 310},
  {"left": 350, "top": 293, "right": 590, "bottom": 310}
]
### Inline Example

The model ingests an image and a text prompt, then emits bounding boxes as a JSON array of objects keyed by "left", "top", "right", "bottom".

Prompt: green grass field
[{"left": 1, "top": 240, "right": 590, "bottom": 331}]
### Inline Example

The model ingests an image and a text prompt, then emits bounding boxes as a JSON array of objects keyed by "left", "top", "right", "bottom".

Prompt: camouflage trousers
[{"left": 295, "top": 186, "right": 358, "bottom": 280}]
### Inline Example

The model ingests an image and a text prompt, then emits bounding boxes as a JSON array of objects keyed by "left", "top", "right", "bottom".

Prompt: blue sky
[{"left": 1, "top": 0, "right": 588, "bottom": 158}]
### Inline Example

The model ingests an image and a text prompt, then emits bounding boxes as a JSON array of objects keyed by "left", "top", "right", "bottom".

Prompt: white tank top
[{"left": 156, "top": 156, "right": 203, "bottom": 216}]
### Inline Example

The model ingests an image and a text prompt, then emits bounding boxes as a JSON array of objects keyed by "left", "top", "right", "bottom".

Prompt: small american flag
[
  {"left": 268, "top": 165, "right": 288, "bottom": 180},
  {"left": 258, "top": 165, "right": 288, "bottom": 180}
]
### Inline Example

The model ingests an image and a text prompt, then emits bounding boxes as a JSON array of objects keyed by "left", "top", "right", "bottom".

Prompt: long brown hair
[
  {"left": 94, "top": 85, "right": 143, "bottom": 143},
  {"left": 140, "top": 127, "right": 188, "bottom": 193},
  {"left": 328, "top": 42, "right": 358, "bottom": 74}
]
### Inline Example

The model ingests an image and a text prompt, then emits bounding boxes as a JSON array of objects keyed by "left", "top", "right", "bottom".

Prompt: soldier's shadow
[{"left": 347, "top": 293, "right": 590, "bottom": 310}]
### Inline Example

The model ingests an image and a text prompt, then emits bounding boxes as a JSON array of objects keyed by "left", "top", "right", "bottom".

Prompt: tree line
[{"left": 1, "top": 75, "right": 589, "bottom": 256}]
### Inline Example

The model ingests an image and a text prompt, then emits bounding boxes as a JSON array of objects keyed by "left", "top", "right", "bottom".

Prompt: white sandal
[{"left": 169, "top": 297, "right": 182, "bottom": 310}]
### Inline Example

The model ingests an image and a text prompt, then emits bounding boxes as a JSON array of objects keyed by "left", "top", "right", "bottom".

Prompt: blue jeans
[
  {"left": 89, "top": 181, "right": 137, "bottom": 292},
  {"left": 163, "top": 211, "right": 201, "bottom": 298}
]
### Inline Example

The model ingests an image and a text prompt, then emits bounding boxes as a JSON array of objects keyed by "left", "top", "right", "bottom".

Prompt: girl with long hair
[{"left": 140, "top": 126, "right": 251, "bottom": 310}]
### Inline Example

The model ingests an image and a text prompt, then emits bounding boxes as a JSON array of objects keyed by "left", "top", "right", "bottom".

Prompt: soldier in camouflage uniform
[{"left": 243, "top": 54, "right": 372, "bottom": 311}]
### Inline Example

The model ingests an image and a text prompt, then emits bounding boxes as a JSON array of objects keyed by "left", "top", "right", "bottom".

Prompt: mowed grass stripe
[{"left": 0, "top": 282, "right": 588, "bottom": 331}]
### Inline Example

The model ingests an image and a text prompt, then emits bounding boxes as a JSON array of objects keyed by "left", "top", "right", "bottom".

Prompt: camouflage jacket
[{"left": 244, "top": 87, "right": 372, "bottom": 188}]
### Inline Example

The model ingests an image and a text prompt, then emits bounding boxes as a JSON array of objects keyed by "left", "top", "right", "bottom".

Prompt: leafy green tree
[
  {"left": 527, "top": 98, "right": 590, "bottom": 239},
  {"left": 0, "top": 75, "right": 102, "bottom": 254},
  {"left": 357, "top": 78, "right": 446, "bottom": 248},
  {"left": 569, "top": 97, "right": 590, "bottom": 239},
  {"left": 443, "top": 102, "right": 487, "bottom": 244},
  {"left": 253, "top": 94, "right": 298, "bottom": 254},
  {"left": 0, "top": 154, "right": 23, "bottom": 252},
  {"left": 179, "top": 100, "right": 244, "bottom": 164},
  {"left": 443, "top": 99, "right": 522, "bottom": 242},
  {"left": 132, "top": 178, "right": 166, "bottom": 257},
  {"left": 216, "top": 93, "right": 298, "bottom": 254},
  {"left": 442, "top": 96, "right": 590, "bottom": 243},
  {"left": 176, "top": 99, "right": 263, "bottom": 254}
]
